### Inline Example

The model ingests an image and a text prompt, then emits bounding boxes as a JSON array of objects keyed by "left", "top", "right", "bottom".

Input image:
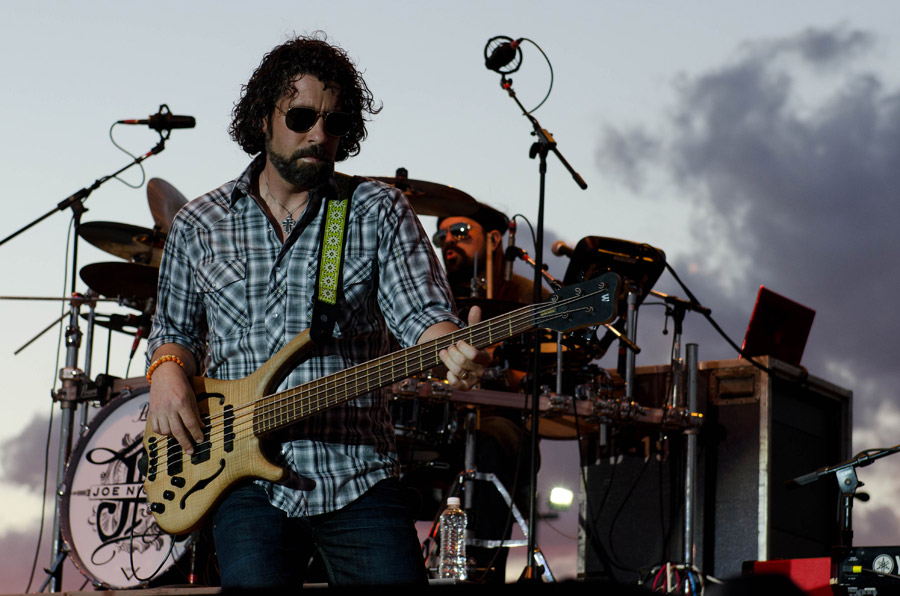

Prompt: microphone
[
  {"left": 551, "top": 240, "right": 575, "bottom": 258},
  {"left": 650, "top": 290, "right": 712, "bottom": 316},
  {"left": 485, "top": 37, "right": 523, "bottom": 72},
  {"left": 119, "top": 104, "right": 196, "bottom": 132},
  {"left": 503, "top": 220, "right": 517, "bottom": 282}
]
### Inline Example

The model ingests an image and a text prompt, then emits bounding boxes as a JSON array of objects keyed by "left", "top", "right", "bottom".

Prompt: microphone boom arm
[
  {"left": 0, "top": 134, "right": 166, "bottom": 246},
  {"left": 499, "top": 75, "right": 587, "bottom": 190},
  {"left": 0, "top": 136, "right": 166, "bottom": 250}
]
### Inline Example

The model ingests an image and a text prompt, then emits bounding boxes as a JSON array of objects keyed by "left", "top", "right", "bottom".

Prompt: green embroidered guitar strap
[{"left": 310, "top": 174, "right": 359, "bottom": 344}]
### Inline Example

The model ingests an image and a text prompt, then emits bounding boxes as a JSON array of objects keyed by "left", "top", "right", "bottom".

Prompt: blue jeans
[{"left": 212, "top": 478, "right": 428, "bottom": 589}]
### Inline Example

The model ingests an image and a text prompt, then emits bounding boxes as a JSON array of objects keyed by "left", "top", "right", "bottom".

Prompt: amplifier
[{"left": 578, "top": 356, "right": 853, "bottom": 582}]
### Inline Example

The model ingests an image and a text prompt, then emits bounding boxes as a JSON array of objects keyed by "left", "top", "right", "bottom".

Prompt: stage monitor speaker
[{"left": 578, "top": 356, "right": 852, "bottom": 582}]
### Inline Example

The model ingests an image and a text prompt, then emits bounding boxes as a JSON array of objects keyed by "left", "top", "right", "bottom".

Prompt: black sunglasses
[
  {"left": 284, "top": 107, "right": 352, "bottom": 137},
  {"left": 432, "top": 222, "right": 472, "bottom": 248}
]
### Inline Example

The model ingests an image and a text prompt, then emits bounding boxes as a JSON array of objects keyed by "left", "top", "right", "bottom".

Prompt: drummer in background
[
  {"left": 435, "top": 204, "right": 534, "bottom": 304},
  {"left": 433, "top": 204, "right": 544, "bottom": 583}
]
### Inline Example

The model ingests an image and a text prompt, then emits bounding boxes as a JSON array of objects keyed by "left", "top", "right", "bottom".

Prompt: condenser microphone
[
  {"left": 551, "top": 240, "right": 575, "bottom": 258},
  {"left": 503, "top": 220, "right": 517, "bottom": 282},
  {"left": 119, "top": 104, "right": 196, "bottom": 132},
  {"left": 485, "top": 37, "right": 523, "bottom": 72}
]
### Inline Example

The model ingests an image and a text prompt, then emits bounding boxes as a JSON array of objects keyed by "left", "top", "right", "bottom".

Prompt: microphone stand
[
  {"left": 495, "top": 72, "right": 587, "bottom": 582},
  {"left": 1, "top": 135, "right": 167, "bottom": 592},
  {"left": 788, "top": 444, "right": 900, "bottom": 550}
]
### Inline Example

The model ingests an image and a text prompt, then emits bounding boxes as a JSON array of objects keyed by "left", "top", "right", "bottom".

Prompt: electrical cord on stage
[
  {"left": 509, "top": 213, "right": 534, "bottom": 249},
  {"left": 662, "top": 261, "right": 778, "bottom": 379},
  {"left": 24, "top": 403, "right": 56, "bottom": 593},
  {"left": 647, "top": 562, "right": 721, "bottom": 594},
  {"left": 521, "top": 39, "right": 554, "bottom": 115},
  {"left": 25, "top": 218, "right": 75, "bottom": 593},
  {"left": 108, "top": 122, "right": 147, "bottom": 189},
  {"left": 579, "top": 445, "right": 646, "bottom": 580},
  {"left": 605, "top": 450, "right": 654, "bottom": 571},
  {"left": 128, "top": 513, "right": 177, "bottom": 585},
  {"left": 578, "top": 442, "right": 631, "bottom": 581},
  {"left": 665, "top": 260, "right": 827, "bottom": 397}
]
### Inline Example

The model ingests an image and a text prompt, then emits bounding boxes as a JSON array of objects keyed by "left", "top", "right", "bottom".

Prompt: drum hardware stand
[
  {"left": 470, "top": 250, "right": 482, "bottom": 298},
  {"left": 649, "top": 287, "right": 711, "bottom": 592},
  {"left": 0, "top": 135, "right": 168, "bottom": 592},
  {"left": 646, "top": 289, "right": 710, "bottom": 592},
  {"left": 682, "top": 343, "right": 700, "bottom": 590},
  {"left": 442, "top": 465, "right": 556, "bottom": 583},
  {"left": 44, "top": 295, "right": 92, "bottom": 592}
]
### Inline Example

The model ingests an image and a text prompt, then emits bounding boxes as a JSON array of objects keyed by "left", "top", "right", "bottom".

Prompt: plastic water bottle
[{"left": 438, "top": 496, "right": 467, "bottom": 580}]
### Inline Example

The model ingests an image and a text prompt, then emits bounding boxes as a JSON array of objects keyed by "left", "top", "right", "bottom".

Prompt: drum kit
[
  {"left": 4, "top": 166, "right": 704, "bottom": 589},
  {"left": 2, "top": 173, "right": 500, "bottom": 589}
]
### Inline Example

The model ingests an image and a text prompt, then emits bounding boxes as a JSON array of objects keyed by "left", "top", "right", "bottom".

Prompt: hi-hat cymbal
[
  {"left": 147, "top": 177, "right": 188, "bottom": 234},
  {"left": 80, "top": 262, "right": 159, "bottom": 301},
  {"left": 79, "top": 221, "right": 165, "bottom": 267},
  {"left": 369, "top": 176, "right": 478, "bottom": 218}
]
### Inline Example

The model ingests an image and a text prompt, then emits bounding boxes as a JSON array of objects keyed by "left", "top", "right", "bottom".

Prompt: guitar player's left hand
[{"left": 436, "top": 305, "right": 491, "bottom": 391}]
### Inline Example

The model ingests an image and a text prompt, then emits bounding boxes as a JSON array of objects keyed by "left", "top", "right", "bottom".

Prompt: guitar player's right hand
[{"left": 149, "top": 362, "right": 204, "bottom": 455}]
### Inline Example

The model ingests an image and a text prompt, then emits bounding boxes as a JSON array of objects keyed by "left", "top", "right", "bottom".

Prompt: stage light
[{"left": 548, "top": 486, "right": 574, "bottom": 511}]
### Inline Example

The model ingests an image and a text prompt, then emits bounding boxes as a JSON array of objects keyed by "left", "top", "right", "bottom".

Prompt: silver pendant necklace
[{"left": 262, "top": 170, "right": 306, "bottom": 234}]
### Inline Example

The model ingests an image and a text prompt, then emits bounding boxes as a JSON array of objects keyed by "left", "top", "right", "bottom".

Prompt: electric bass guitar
[{"left": 143, "top": 273, "right": 619, "bottom": 534}]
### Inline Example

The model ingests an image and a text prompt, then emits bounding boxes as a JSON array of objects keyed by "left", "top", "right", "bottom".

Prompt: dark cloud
[
  {"left": 596, "top": 24, "right": 900, "bottom": 543},
  {"left": 597, "top": 23, "right": 900, "bottom": 419},
  {"left": 0, "top": 413, "right": 57, "bottom": 491},
  {"left": 751, "top": 25, "right": 876, "bottom": 69},
  {"left": 853, "top": 503, "right": 900, "bottom": 546}
]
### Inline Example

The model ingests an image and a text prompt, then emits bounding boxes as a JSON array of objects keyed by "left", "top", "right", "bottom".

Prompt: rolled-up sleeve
[{"left": 374, "top": 189, "right": 463, "bottom": 347}]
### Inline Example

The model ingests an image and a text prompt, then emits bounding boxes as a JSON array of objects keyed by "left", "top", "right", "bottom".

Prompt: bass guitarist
[{"left": 145, "top": 34, "right": 489, "bottom": 589}]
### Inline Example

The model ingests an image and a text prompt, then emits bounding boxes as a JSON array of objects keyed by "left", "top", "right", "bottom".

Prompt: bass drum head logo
[{"left": 61, "top": 387, "right": 190, "bottom": 588}]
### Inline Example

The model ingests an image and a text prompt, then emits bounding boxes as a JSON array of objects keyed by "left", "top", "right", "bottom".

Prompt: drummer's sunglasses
[
  {"left": 432, "top": 223, "right": 472, "bottom": 248},
  {"left": 284, "top": 107, "right": 352, "bottom": 137}
]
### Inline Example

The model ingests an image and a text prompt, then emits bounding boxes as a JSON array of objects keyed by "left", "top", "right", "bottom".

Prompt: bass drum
[{"left": 60, "top": 380, "right": 197, "bottom": 589}]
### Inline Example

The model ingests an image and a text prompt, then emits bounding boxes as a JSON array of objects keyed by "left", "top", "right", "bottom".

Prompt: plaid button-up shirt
[{"left": 147, "top": 157, "right": 462, "bottom": 516}]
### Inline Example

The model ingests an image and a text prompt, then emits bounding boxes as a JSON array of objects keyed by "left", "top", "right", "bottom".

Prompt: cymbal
[
  {"left": 147, "top": 177, "right": 188, "bottom": 234},
  {"left": 455, "top": 297, "right": 524, "bottom": 319},
  {"left": 369, "top": 176, "right": 478, "bottom": 218},
  {"left": 79, "top": 221, "right": 165, "bottom": 267},
  {"left": 80, "top": 262, "right": 159, "bottom": 301}
]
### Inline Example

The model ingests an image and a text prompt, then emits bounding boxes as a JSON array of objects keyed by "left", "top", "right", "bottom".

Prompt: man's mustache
[{"left": 290, "top": 145, "right": 331, "bottom": 163}]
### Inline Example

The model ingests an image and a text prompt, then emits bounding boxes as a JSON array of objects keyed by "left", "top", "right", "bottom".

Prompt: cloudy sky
[{"left": 1, "top": 1, "right": 899, "bottom": 591}]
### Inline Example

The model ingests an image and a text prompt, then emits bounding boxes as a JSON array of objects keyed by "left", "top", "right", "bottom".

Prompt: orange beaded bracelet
[{"left": 146, "top": 354, "right": 185, "bottom": 383}]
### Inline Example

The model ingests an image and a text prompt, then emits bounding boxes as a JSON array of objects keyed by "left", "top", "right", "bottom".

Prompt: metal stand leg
[
  {"left": 48, "top": 304, "right": 88, "bottom": 592},
  {"left": 433, "top": 406, "right": 555, "bottom": 583},
  {"left": 683, "top": 344, "right": 699, "bottom": 573},
  {"left": 448, "top": 469, "right": 556, "bottom": 583}
]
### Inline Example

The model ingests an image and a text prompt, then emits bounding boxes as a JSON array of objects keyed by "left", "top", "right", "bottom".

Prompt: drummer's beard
[{"left": 444, "top": 248, "right": 482, "bottom": 294}]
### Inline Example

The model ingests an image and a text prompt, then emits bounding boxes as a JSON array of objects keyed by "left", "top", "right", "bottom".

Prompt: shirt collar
[{"left": 229, "top": 154, "right": 265, "bottom": 208}]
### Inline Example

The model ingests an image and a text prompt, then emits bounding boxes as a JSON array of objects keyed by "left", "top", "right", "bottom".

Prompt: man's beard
[
  {"left": 265, "top": 136, "right": 334, "bottom": 188},
  {"left": 444, "top": 248, "right": 481, "bottom": 292}
]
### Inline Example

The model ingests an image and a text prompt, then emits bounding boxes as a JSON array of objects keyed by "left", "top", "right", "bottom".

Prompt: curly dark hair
[{"left": 229, "top": 33, "right": 380, "bottom": 161}]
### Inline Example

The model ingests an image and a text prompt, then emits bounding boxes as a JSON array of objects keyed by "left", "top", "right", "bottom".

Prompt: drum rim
[{"left": 59, "top": 382, "right": 183, "bottom": 589}]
